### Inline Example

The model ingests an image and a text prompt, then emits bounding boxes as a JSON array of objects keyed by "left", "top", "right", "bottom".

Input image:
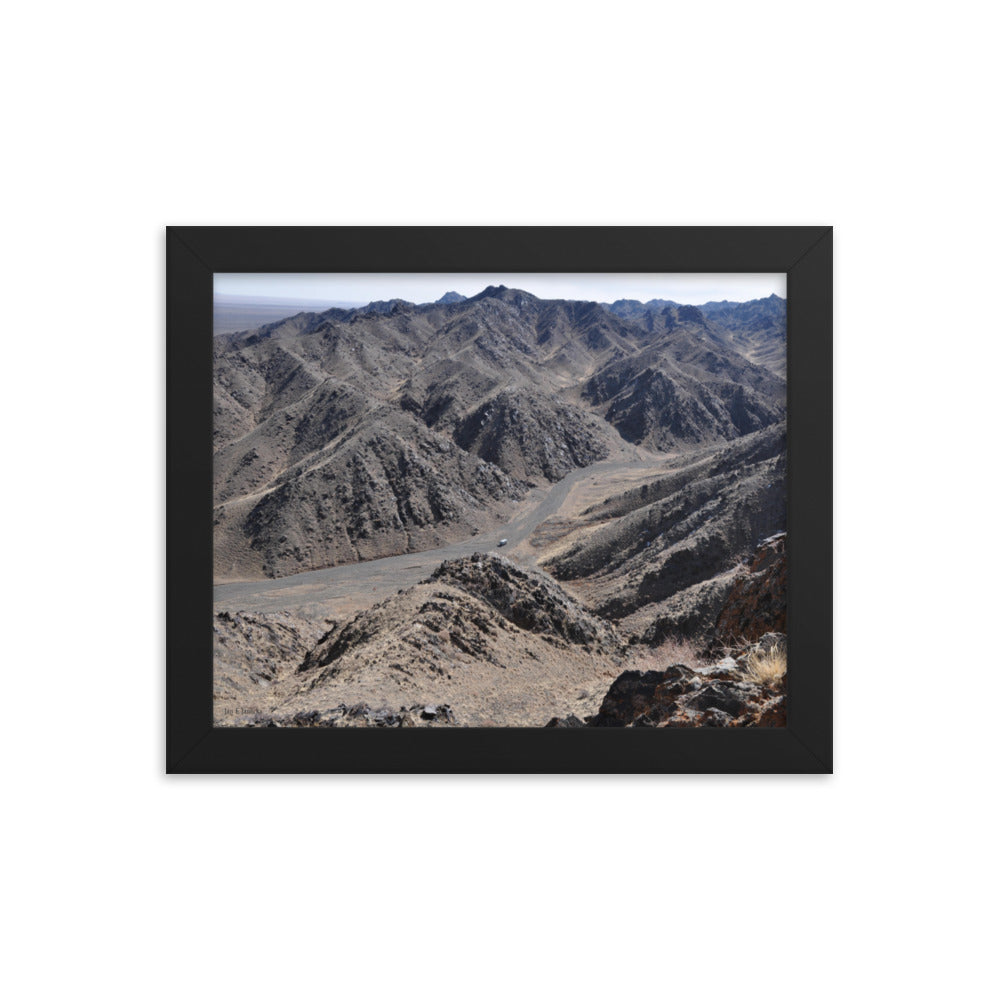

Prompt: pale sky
[{"left": 214, "top": 273, "right": 785, "bottom": 307}]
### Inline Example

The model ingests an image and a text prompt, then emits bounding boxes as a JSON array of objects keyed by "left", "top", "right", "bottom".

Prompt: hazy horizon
[{"left": 214, "top": 273, "right": 786, "bottom": 309}]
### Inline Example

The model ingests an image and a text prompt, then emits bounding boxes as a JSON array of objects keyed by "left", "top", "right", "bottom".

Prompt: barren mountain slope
[
  {"left": 213, "top": 609, "right": 328, "bottom": 720},
  {"left": 540, "top": 425, "right": 786, "bottom": 637},
  {"left": 214, "top": 288, "right": 786, "bottom": 581},
  {"left": 581, "top": 315, "right": 785, "bottom": 451},
  {"left": 214, "top": 407, "right": 527, "bottom": 580},
  {"left": 452, "top": 387, "right": 614, "bottom": 484},
  {"left": 700, "top": 294, "right": 787, "bottom": 375},
  {"left": 223, "top": 555, "right": 627, "bottom": 727},
  {"left": 605, "top": 297, "right": 787, "bottom": 377}
]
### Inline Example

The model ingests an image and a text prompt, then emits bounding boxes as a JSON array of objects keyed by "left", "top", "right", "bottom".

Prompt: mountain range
[
  {"left": 214, "top": 287, "right": 785, "bottom": 581},
  {"left": 213, "top": 286, "right": 787, "bottom": 726}
]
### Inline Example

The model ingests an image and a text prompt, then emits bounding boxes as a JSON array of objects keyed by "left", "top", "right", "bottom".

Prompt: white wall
[{"left": 5, "top": 3, "right": 992, "bottom": 998}]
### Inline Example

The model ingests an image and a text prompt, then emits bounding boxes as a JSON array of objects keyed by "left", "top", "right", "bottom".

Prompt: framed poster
[{"left": 167, "top": 226, "right": 832, "bottom": 773}]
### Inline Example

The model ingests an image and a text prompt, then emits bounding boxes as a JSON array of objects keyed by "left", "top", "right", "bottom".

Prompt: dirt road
[{"left": 214, "top": 451, "right": 666, "bottom": 620}]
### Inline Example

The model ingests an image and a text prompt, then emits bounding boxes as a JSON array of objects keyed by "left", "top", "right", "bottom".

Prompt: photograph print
[{"left": 213, "top": 272, "right": 788, "bottom": 729}]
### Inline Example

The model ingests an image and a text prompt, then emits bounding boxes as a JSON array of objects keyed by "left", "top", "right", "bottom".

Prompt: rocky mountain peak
[
  {"left": 470, "top": 285, "right": 538, "bottom": 308},
  {"left": 675, "top": 304, "right": 708, "bottom": 326},
  {"left": 429, "top": 553, "right": 621, "bottom": 652},
  {"left": 360, "top": 298, "right": 414, "bottom": 315}
]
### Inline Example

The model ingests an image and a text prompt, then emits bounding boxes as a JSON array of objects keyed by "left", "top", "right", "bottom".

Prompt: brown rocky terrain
[
  {"left": 214, "top": 406, "right": 526, "bottom": 579},
  {"left": 213, "top": 287, "right": 788, "bottom": 727},
  {"left": 214, "top": 287, "right": 785, "bottom": 581},
  {"left": 217, "top": 554, "right": 627, "bottom": 727},
  {"left": 214, "top": 536, "right": 789, "bottom": 729},
  {"left": 452, "top": 387, "right": 613, "bottom": 484},
  {"left": 714, "top": 531, "right": 787, "bottom": 643},
  {"left": 698, "top": 295, "right": 787, "bottom": 376},
  {"left": 539, "top": 425, "right": 785, "bottom": 640},
  {"left": 556, "top": 538, "right": 790, "bottom": 728},
  {"left": 581, "top": 654, "right": 785, "bottom": 728},
  {"left": 605, "top": 295, "right": 787, "bottom": 376},
  {"left": 580, "top": 312, "right": 785, "bottom": 452},
  {"left": 213, "top": 610, "right": 328, "bottom": 720},
  {"left": 220, "top": 703, "right": 460, "bottom": 729}
]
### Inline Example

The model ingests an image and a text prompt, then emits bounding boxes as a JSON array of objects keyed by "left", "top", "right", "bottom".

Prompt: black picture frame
[{"left": 168, "top": 226, "right": 832, "bottom": 774}]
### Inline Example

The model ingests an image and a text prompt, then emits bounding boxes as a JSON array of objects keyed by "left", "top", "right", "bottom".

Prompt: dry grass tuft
[
  {"left": 741, "top": 645, "right": 787, "bottom": 687},
  {"left": 630, "top": 635, "right": 707, "bottom": 670},
  {"left": 659, "top": 635, "right": 709, "bottom": 665}
]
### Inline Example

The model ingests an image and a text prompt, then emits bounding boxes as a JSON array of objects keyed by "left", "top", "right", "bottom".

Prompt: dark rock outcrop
[
  {"left": 590, "top": 663, "right": 784, "bottom": 728},
  {"left": 715, "top": 532, "right": 787, "bottom": 643},
  {"left": 589, "top": 665, "right": 698, "bottom": 726},
  {"left": 545, "top": 715, "right": 587, "bottom": 728},
  {"left": 430, "top": 554, "right": 622, "bottom": 654}
]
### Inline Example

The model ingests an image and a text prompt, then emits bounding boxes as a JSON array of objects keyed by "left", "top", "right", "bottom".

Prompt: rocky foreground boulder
[
  {"left": 586, "top": 660, "right": 785, "bottom": 727},
  {"left": 545, "top": 714, "right": 587, "bottom": 728},
  {"left": 552, "top": 629, "right": 787, "bottom": 728},
  {"left": 715, "top": 531, "right": 787, "bottom": 643}
]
